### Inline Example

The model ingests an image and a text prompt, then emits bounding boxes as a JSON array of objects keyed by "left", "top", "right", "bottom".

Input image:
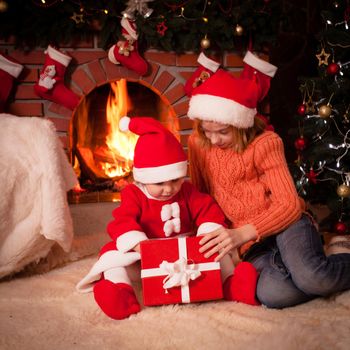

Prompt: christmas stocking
[
  {"left": 0, "top": 53, "right": 24, "bottom": 113},
  {"left": 184, "top": 52, "right": 220, "bottom": 97},
  {"left": 108, "top": 17, "right": 148, "bottom": 76},
  {"left": 34, "top": 45, "right": 80, "bottom": 110},
  {"left": 223, "top": 261, "right": 260, "bottom": 306}
]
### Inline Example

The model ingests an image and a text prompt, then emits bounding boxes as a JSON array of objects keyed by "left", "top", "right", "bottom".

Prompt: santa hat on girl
[
  {"left": 187, "top": 51, "right": 278, "bottom": 129},
  {"left": 119, "top": 116, "right": 187, "bottom": 184}
]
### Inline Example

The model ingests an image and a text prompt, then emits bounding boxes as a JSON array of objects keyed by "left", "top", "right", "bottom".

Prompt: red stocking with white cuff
[
  {"left": 0, "top": 53, "right": 24, "bottom": 113},
  {"left": 34, "top": 45, "right": 80, "bottom": 110},
  {"left": 184, "top": 52, "right": 220, "bottom": 97},
  {"left": 108, "top": 17, "right": 148, "bottom": 76}
]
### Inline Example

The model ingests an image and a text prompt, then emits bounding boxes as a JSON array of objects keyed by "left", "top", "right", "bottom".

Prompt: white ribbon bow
[{"left": 160, "top": 257, "right": 201, "bottom": 292}]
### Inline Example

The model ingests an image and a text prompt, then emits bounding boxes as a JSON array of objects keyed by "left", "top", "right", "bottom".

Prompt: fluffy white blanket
[{"left": 0, "top": 113, "right": 78, "bottom": 278}]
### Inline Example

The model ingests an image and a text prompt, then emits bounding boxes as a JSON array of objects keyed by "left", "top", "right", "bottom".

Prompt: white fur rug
[{"left": 1, "top": 256, "right": 350, "bottom": 350}]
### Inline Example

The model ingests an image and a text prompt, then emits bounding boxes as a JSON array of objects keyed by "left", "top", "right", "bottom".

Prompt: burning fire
[{"left": 103, "top": 79, "right": 138, "bottom": 178}]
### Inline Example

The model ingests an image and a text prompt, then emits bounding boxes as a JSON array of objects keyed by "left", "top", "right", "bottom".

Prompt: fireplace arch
[{"left": 70, "top": 77, "right": 180, "bottom": 202}]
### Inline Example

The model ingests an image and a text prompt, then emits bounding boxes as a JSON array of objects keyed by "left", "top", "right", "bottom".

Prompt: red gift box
[{"left": 140, "top": 236, "right": 223, "bottom": 306}]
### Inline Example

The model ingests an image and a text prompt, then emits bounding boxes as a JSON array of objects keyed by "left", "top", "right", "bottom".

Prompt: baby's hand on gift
[{"left": 199, "top": 224, "right": 257, "bottom": 262}]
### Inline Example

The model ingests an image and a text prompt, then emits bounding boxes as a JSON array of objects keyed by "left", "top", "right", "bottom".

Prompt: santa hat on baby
[
  {"left": 187, "top": 51, "right": 278, "bottom": 129},
  {"left": 119, "top": 116, "right": 187, "bottom": 184}
]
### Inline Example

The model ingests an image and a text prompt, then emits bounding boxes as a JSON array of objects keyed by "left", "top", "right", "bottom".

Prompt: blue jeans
[{"left": 243, "top": 214, "right": 350, "bottom": 308}]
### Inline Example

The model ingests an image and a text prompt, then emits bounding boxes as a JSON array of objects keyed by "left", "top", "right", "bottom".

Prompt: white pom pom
[{"left": 119, "top": 116, "right": 130, "bottom": 132}]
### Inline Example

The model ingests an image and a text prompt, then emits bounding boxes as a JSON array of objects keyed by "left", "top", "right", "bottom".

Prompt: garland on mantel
[{"left": 0, "top": 0, "right": 304, "bottom": 53}]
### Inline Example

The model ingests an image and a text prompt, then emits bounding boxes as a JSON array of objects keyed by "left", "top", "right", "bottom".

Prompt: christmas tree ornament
[
  {"left": 200, "top": 35, "right": 211, "bottom": 49},
  {"left": 156, "top": 20, "right": 168, "bottom": 36},
  {"left": 318, "top": 104, "right": 332, "bottom": 118},
  {"left": 234, "top": 24, "right": 244, "bottom": 36},
  {"left": 334, "top": 221, "right": 347, "bottom": 234},
  {"left": 122, "top": 0, "right": 154, "bottom": 19},
  {"left": 306, "top": 168, "right": 318, "bottom": 184},
  {"left": 297, "top": 103, "right": 306, "bottom": 116},
  {"left": 327, "top": 62, "right": 340, "bottom": 75},
  {"left": 0, "top": 53, "right": 23, "bottom": 112},
  {"left": 337, "top": 184, "right": 350, "bottom": 198},
  {"left": 33, "top": 45, "right": 80, "bottom": 110},
  {"left": 0, "top": 0, "right": 8, "bottom": 12},
  {"left": 70, "top": 12, "right": 85, "bottom": 25},
  {"left": 316, "top": 47, "right": 330, "bottom": 66},
  {"left": 294, "top": 136, "right": 307, "bottom": 151},
  {"left": 108, "top": 17, "right": 148, "bottom": 76},
  {"left": 305, "top": 96, "right": 315, "bottom": 114}
]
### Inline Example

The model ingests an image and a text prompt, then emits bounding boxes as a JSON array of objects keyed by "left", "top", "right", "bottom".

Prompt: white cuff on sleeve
[
  {"left": 116, "top": 230, "right": 148, "bottom": 252},
  {"left": 197, "top": 222, "right": 223, "bottom": 236}
]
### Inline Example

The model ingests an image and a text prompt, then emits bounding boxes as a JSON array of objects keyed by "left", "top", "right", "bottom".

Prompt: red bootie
[
  {"left": 223, "top": 262, "right": 260, "bottom": 306},
  {"left": 34, "top": 45, "right": 80, "bottom": 110},
  {"left": 184, "top": 52, "right": 220, "bottom": 97},
  {"left": 93, "top": 280, "right": 141, "bottom": 320},
  {"left": 108, "top": 17, "right": 148, "bottom": 76},
  {"left": 0, "top": 53, "right": 23, "bottom": 112}
]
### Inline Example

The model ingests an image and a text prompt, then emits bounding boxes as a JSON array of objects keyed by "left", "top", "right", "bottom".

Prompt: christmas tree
[{"left": 289, "top": 1, "right": 350, "bottom": 235}]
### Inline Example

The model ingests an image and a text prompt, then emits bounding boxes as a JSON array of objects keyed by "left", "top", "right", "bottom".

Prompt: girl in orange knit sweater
[{"left": 185, "top": 51, "right": 350, "bottom": 308}]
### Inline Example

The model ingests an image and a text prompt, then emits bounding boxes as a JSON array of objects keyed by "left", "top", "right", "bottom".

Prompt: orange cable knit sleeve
[{"left": 250, "top": 133, "right": 302, "bottom": 238}]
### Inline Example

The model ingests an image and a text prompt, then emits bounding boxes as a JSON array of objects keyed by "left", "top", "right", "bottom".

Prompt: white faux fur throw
[
  {"left": 0, "top": 113, "right": 78, "bottom": 278},
  {"left": 0, "top": 256, "right": 349, "bottom": 350}
]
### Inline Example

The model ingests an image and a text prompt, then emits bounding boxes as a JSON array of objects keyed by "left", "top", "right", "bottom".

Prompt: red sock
[
  {"left": 223, "top": 262, "right": 260, "bottom": 306},
  {"left": 93, "top": 280, "right": 141, "bottom": 320}
]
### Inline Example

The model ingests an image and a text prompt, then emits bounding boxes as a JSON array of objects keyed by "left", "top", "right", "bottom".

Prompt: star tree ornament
[
  {"left": 122, "top": 0, "right": 154, "bottom": 19},
  {"left": 316, "top": 47, "right": 330, "bottom": 66}
]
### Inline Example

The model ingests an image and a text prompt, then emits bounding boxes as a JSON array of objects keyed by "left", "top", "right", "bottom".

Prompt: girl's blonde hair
[{"left": 192, "top": 116, "right": 267, "bottom": 153}]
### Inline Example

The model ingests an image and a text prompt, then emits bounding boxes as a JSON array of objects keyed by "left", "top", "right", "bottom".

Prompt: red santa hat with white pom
[
  {"left": 119, "top": 116, "right": 188, "bottom": 184},
  {"left": 187, "top": 51, "right": 278, "bottom": 129}
]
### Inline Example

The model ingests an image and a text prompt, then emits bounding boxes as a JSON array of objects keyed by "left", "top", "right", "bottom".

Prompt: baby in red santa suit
[{"left": 76, "top": 116, "right": 259, "bottom": 320}]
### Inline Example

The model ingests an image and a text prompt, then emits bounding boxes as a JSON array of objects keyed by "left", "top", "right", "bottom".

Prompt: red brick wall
[{"left": 0, "top": 36, "right": 259, "bottom": 150}]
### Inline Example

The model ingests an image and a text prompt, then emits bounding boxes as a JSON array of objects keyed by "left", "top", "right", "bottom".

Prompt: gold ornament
[
  {"left": 337, "top": 184, "right": 350, "bottom": 198},
  {"left": 234, "top": 24, "right": 244, "bottom": 36},
  {"left": 316, "top": 48, "right": 330, "bottom": 66},
  {"left": 318, "top": 104, "right": 332, "bottom": 118},
  {"left": 200, "top": 36, "right": 210, "bottom": 49},
  {"left": 0, "top": 0, "right": 8, "bottom": 12}
]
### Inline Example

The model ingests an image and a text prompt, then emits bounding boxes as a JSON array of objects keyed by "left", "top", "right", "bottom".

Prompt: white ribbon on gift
[
  {"left": 141, "top": 237, "right": 220, "bottom": 303},
  {"left": 160, "top": 257, "right": 201, "bottom": 292}
]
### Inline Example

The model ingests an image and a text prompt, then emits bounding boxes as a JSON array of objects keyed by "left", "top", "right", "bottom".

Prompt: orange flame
[{"left": 103, "top": 79, "right": 138, "bottom": 178}]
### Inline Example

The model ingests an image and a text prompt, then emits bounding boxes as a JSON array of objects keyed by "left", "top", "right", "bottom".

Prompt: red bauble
[
  {"left": 294, "top": 137, "right": 307, "bottom": 150},
  {"left": 334, "top": 221, "right": 347, "bottom": 234},
  {"left": 297, "top": 104, "right": 306, "bottom": 116},
  {"left": 327, "top": 62, "right": 340, "bottom": 75}
]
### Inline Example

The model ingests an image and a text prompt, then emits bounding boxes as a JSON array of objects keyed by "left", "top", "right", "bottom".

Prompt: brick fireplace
[{"left": 1, "top": 36, "right": 266, "bottom": 202}]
